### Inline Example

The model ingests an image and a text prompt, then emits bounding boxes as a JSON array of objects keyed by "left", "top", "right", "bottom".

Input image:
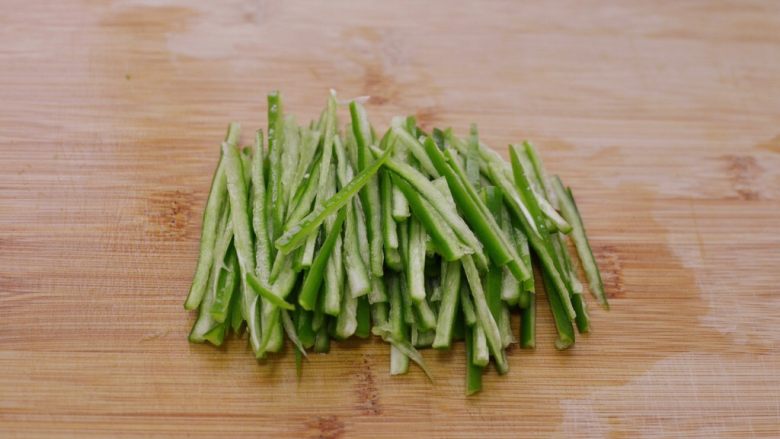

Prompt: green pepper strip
[
  {"left": 350, "top": 101, "right": 384, "bottom": 276},
  {"left": 551, "top": 176, "right": 609, "bottom": 309},
  {"left": 542, "top": 265, "right": 575, "bottom": 350},
  {"left": 465, "top": 324, "right": 484, "bottom": 396},
  {"left": 297, "top": 207, "right": 348, "bottom": 311},
  {"left": 222, "top": 140, "right": 265, "bottom": 354},
  {"left": 266, "top": 91, "right": 284, "bottom": 249},
  {"left": 432, "top": 260, "right": 461, "bottom": 349},
  {"left": 251, "top": 130, "right": 272, "bottom": 286},
  {"left": 520, "top": 283, "right": 536, "bottom": 349}
]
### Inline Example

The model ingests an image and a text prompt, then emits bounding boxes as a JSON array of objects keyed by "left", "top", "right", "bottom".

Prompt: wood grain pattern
[{"left": 1, "top": 1, "right": 779, "bottom": 437}]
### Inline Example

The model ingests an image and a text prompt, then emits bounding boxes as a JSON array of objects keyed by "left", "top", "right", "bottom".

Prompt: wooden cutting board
[{"left": 2, "top": 1, "right": 779, "bottom": 437}]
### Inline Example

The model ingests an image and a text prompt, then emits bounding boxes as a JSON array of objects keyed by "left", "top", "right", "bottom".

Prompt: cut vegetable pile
[{"left": 185, "top": 91, "right": 608, "bottom": 395}]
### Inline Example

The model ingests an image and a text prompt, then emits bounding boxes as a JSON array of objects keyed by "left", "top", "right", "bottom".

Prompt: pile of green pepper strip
[{"left": 184, "top": 91, "right": 609, "bottom": 395}]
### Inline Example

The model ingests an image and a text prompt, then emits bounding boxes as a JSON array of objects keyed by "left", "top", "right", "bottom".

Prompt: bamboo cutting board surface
[{"left": 1, "top": 1, "right": 779, "bottom": 437}]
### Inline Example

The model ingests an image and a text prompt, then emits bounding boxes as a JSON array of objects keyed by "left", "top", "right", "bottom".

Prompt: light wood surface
[{"left": 2, "top": 1, "right": 779, "bottom": 437}]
